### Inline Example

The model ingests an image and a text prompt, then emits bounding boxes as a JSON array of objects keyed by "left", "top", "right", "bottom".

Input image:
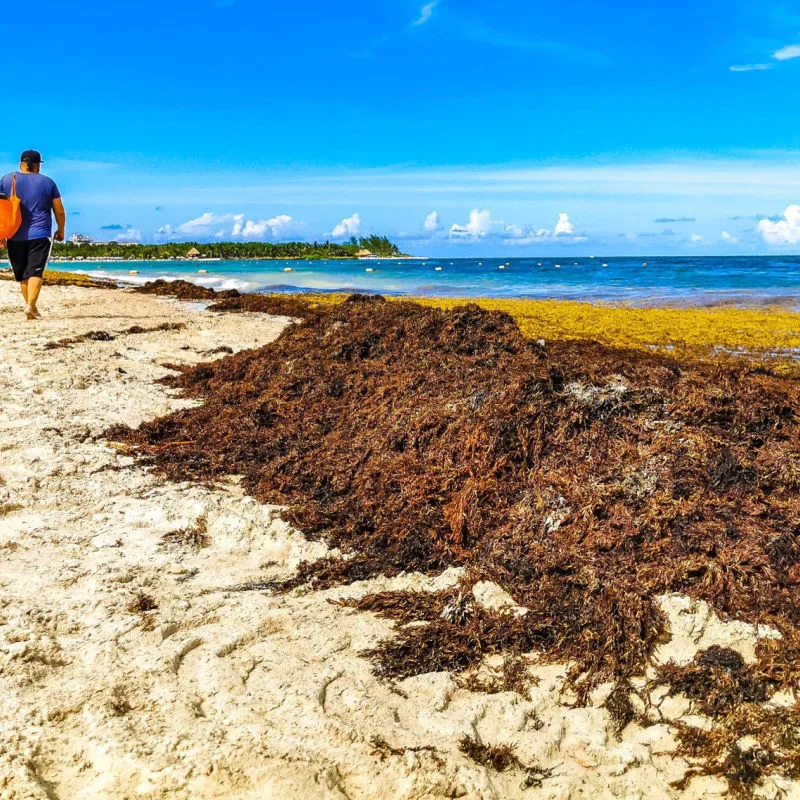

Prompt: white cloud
[
  {"left": 231, "top": 214, "right": 246, "bottom": 236},
  {"left": 774, "top": 44, "right": 800, "bottom": 61},
  {"left": 720, "top": 230, "right": 739, "bottom": 243},
  {"left": 730, "top": 42, "right": 800, "bottom": 74},
  {"left": 236, "top": 214, "right": 300, "bottom": 239},
  {"left": 242, "top": 220, "right": 268, "bottom": 238},
  {"left": 413, "top": 0, "right": 438, "bottom": 26},
  {"left": 503, "top": 224, "right": 551, "bottom": 242},
  {"left": 268, "top": 214, "right": 298, "bottom": 238},
  {"left": 758, "top": 204, "right": 800, "bottom": 244},
  {"left": 161, "top": 211, "right": 304, "bottom": 241},
  {"left": 500, "top": 212, "right": 583, "bottom": 244},
  {"left": 690, "top": 234, "right": 704, "bottom": 243},
  {"left": 424, "top": 210, "right": 443, "bottom": 233},
  {"left": 449, "top": 208, "right": 493, "bottom": 238},
  {"left": 729, "top": 63, "right": 772, "bottom": 72},
  {"left": 114, "top": 227, "right": 141, "bottom": 243},
  {"left": 554, "top": 212, "right": 574, "bottom": 236},
  {"left": 178, "top": 211, "right": 233, "bottom": 234},
  {"left": 331, "top": 212, "right": 362, "bottom": 238}
]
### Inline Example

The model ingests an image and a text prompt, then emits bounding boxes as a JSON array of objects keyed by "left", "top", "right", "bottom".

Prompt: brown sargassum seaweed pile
[
  {"left": 134, "top": 278, "right": 240, "bottom": 301},
  {"left": 135, "top": 279, "right": 316, "bottom": 317},
  {"left": 112, "top": 294, "right": 800, "bottom": 795}
]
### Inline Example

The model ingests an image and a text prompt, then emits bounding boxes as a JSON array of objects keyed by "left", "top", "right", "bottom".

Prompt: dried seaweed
[
  {"left": 335, "top": 590, "right": 455, "bottom": 622},
  {"left": 655, "top": 647, "right": 770, "bottom": 718},
  {"left": 460, "top": 653, "right": 539, "bottom": 698},
  {"left": 162, "top": 516, "right": 210, "bottom": 550},
  {"left": 126, "top": 592, "right": 157, "bottom": 613},
  {"left": 458, "top": 736, "right": 519, "bottom": 772},
  {"left": 45, "top": 323, "right": 186, "bottom": 349},
  {"left": 671, "top": 705, "right": 800, "bottom": 799},
  {"left": 110, "top": 295, "right": 800, "bottom": 791},
  {"left": 106, "top": 685, "right": 133, "bottom": 717},
  {"left": 648, "top": 644, "right": 800, "bottom": 795},
  {"left": 755, "top": 625, "right": 800, "bottom": 693},
  {"left": 603, "top": 680, "right": 642, "bottom": 737},
  {"left": 521, "top": 764, "right": 555, "bottom": 789},
  {"left": 458, "top": 733, "right": 554, "bottom": 788},
  {"left": 370, "top": 736, "right": 438, "bottom": 761},
  {"left": 133, "top": 278, "right": 325, "bottom": 318},
  {"left": 0, "top": 270, "right": 117, "bottom": 289},
  {"left": 207, "top": 293, "right": 321, "bottom": 318},
  {"left": 133, "top": 279, "right": 239, "bottom": 301}
]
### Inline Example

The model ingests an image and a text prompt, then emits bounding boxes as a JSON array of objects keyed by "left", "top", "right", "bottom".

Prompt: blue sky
[{"left": 5, "top": 0, "right": 800, "bottom": 254}]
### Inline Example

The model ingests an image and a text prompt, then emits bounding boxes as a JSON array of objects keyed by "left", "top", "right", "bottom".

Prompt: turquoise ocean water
[{"left": 54, "top": 255, "right": 800, "bottom": 307}]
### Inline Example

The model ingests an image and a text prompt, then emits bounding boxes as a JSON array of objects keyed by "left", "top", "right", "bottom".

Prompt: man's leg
[
  {"left": 26, "top": 277, "right": 42, "bottom": 312},
  {"left": 7, "top": 241, "right": 28, "bottom": 309},
  {"left": 22, "top": 277, "right": 36, "bottom": 319},
  {"left": 22, "top": 240, "right": 51, "bottom": 319}
]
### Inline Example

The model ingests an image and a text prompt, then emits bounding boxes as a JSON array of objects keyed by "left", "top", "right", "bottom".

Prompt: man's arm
[
  {"left": 0, "top": 176, "right": 8, "bottom": 247},
  {"left": 52, "top": 196, "right": 66, "bottom": 242}
]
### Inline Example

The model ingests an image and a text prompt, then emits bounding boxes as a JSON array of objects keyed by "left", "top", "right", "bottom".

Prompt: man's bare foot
[{"left": 25, "top": 305, "right": 36, "bottom": 321}]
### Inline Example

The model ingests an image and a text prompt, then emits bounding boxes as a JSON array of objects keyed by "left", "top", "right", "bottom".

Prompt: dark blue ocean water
[{"left": 56, "top": 255, "right": 800, "bottom": 306}]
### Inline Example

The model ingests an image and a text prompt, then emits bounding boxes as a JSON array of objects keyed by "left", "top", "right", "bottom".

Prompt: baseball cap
[{"left": 20, "top": 149, "right": 43, "bottom": 164}]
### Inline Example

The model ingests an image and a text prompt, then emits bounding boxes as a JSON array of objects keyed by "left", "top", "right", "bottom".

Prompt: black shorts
[{"left": 7, "top": 238, "right": 52, "bottom": 282}]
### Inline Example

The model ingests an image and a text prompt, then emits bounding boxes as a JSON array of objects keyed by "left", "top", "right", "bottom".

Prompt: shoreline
[
  {"left": 49, "top": 256, "right": 419, "bottom": 263},
  {"left": 8, "top": 269, "right": 800, "bottom": 363},
  {"left": 32, "top": 262, "right": 800, "bottom": 311}
]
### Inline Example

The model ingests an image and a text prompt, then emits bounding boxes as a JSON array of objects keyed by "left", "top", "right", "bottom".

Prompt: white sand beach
[{"left": 1, "top": 281, "right": 798, "bottom": 800}]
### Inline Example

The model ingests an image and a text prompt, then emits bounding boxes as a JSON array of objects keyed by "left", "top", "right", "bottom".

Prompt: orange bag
[{"left": 0, "top": 174, "right": 22, "bottom": 240}]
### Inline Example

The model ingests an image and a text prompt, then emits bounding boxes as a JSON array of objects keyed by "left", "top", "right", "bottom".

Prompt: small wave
[
  {"left": 72, "top": 270, "right": 177, "bottom": 286},
  {"left": 66, "top": 269, "right": 258, "bottom": 293},
  {"left": 193, "top": 276, "right": 259, "bottom": 292}
]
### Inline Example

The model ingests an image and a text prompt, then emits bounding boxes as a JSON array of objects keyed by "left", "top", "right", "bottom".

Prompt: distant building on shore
[
  {"left": 70, "top": 234, "right": 93, "bottom": 244},
  {"left": 356, "top": 249, "right": 377, "bottom": 259},
  {"left": 187, "top": 247, "right": 202, "bottom": 259}
]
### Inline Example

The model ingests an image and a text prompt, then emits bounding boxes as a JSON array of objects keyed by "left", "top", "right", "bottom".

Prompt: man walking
[{"left": 0, "top": 150, "right": 65, "bottom": 320}]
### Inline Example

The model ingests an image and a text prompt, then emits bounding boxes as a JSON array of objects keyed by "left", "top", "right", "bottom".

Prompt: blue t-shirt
[{"left": 0, "top": 172, "right": 61, "bottom": 241}]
